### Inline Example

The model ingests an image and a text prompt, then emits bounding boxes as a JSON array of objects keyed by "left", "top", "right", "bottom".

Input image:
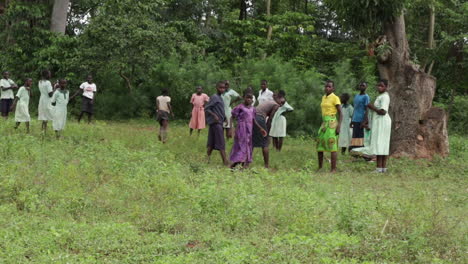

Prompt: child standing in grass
[
  {"left": 12, "top": 78, "right": 32, "bottom": 133},
  {"left": 367, "top": 79, "right": 392, "bottom": 173},
  {"left": 189, "top": 86, "right": 209, "bottom": 136},
  {"left": 51, "top": 79, "right": 70, "bottom": 139},
  {"left": 0, "top": 71, "right": 18, "bottom": 119},
  {"left": 270, "top": 90, "right": 293, "bottom": 152},
  {"left": 229, "top": 91, "right": 266, "bottom": 169},
  {"left": 156, "top": 89, "right": 173, "bottom": 143},
  {"left": 317, "top": 80, "right": 342, "bottom": 173},
  {"left": 338, "top": 93, "right": 353, "bottom": 154},
  {"left": 205, "top": 81, "right": 228, "bottom": 165},
  {"left": 350, "top": 82, "right": 370, "bottom": 149},
  {"left": 38, "top": 70, "right": 55, "bottom": 133},
  {"left": 221, "top": 80, "right": 241, "bottom": 139}
]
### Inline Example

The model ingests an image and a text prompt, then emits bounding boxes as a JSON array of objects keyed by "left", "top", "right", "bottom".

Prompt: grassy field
[{"left": 0, "top": 119, "right": 466, "bottom": 263}]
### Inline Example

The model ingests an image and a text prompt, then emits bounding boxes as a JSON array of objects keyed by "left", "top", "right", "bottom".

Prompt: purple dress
[{"left": 230, "top": 104, "right": 256, "bottom": 164}]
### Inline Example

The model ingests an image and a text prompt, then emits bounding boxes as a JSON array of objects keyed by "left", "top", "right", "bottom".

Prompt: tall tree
[
  {"left": 50, "top": 0, "right": 70, "bottom": 33},
  {"left": 325, "top": 0, "right": 449, "bottom": 158}
]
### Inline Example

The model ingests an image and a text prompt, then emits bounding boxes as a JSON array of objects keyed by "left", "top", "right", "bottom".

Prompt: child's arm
[
  {"left": 335, "top": 104, "right": 342, "bottom": 135},
  {"left": 206, "top": 110, "right": 220, "bottom": 123},
  {"left": 254, "top": 119, "right": 267, "bottom": 137},
  {"left": 10, "top": 96, "right": 19, "bottom": 112},
  {"left": 266, "top": 105, "right": 280, "bottom": 131},
  {"left": 367, "top": 103, "right": 386, "bottom": 115},
  {"left": 168, "top": 102, "right": 174, "bottom": 117}
]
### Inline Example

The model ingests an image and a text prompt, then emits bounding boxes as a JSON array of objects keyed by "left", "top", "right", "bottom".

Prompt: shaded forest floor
[{"left": 0, "top": 119, "right": 466, "bottom": 263}]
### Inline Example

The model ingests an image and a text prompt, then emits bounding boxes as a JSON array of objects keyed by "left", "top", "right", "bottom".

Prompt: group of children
[
  {"left": 0, "top": 70, "right": 97, "bottom": 137},
  {"left": 155, "top": 78, "right": 391, "bottom": 172},
  {"left": 156, "top": 80, "right": 293, "bottom": 169},
  {"left": 318, "top": 80, "right": 392, "bottom": 173}
]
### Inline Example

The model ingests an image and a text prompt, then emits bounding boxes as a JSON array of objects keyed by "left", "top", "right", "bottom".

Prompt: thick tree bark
[
  {"left": 239, "top": 0, "right": 247, "bottom": 20},
  {"left": 378, "top": 14, "right": 449, "bottom": 158},
  {"left": 266, "top": 0, "right": 272, "bottom": 40},
  {"left": 50, "top": 0, "right": 70, "bottom": 33}
]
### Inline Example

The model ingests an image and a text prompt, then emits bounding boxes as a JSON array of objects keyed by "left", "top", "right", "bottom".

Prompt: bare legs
[
  {"left": 78, "top": 111, "right": 92, "bottom": 124},
  {"left": 262, "top": 147, "right": 269, "bottom": 168},
  {"left": 207, "top": 146, "right": 228, "bottom": 166},
  {"left": 317, "top": 151, "right": 337, "bottom": 173},
  {"left": 190, "top": 128, "right": 201, "bottom": 136},
  {"left": 376, "top": 155, "right": 388, "bottom": 172},
  {"left": 14, "top": 122, "right": 30, "bottom": 133},
  {"left": 159, "top": 120, "right": 169, "bottom": 143}
]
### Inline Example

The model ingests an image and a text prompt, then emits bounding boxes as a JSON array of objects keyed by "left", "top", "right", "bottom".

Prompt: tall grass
[{"left": 0, "top": 119, "right": 466, "bottom": 263}]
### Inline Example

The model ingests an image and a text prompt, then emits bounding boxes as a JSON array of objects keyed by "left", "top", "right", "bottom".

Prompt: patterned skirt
[{"left": 316, "top": 115, "right": 338, "bottom": 152}]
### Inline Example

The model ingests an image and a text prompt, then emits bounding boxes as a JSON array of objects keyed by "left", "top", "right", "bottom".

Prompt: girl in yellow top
[{"left": 317, "top": 80, "right": 342, "bottom": 173}]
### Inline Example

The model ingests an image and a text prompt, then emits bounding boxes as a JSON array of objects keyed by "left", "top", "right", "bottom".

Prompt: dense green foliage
[
  {"left": 0, "top": 121, "right": 466, "bottom": 262},
  {"left": 1, "top": 0, "right": 465, "bottom": 133}
]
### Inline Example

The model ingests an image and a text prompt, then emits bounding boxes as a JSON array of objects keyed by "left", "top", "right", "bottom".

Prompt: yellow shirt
[{"left": 321, "top": 93, "right": 341, "bottom": 116}]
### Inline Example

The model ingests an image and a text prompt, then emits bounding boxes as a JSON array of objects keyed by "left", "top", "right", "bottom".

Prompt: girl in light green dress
[
  {"left": 12, "top": 78, "right": 32, "bottom": 133},
  {"left": 270, "top": 91, "right": 293, "bottom": 151},
  {"left": 367, "top": 79, "right": 392, "bottom": 173},
  {"left": 338, "top": 93, "right": 353, "bottom": 154},
  {"left": 51, "top": 79, "right": 70, "bottom": 138},
  {"left": 38, "top": 70, "right": 55, "bottom": 133}
]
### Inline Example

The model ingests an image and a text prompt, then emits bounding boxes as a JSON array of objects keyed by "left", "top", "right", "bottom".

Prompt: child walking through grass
[
  {"left": 205, "top": 81, "right": 228, "bottom": 165},
  {"left": 0, "top": 71, "right": 18, "bottom": 120},
  {"left": 338, "top": 93, "right": 353, "bottom": 154},
  {"left": 12, "top": 78, "right": 32, "bottom": 133},
  {"left": 229, "top": 91, "right": 266, "bottom": 169},
  {"left": 38, "top": 70, "right": 55, "bottom": 133},
  {"left": 51, "top": 79, "right": 70, "bottom": 138},
  {"left": 156, "top": 89, "right": 173, "bottom": 143},
  {"left": 189, "top": 86, "right": 209, "bottom": 136}
]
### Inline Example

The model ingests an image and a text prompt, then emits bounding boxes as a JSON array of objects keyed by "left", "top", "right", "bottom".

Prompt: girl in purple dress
[{"left": 230, "top": 92, "right": 267, "bottom": 169}]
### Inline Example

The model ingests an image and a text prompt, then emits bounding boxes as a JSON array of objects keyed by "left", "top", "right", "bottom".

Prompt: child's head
[
  {"left": 41, "top": 70, "right": 51, "bottom": 79},
  {"left": 86, "top": 74, "right": 93, "bottom": 83},
  {"left": 24, "top": 78, "right": 32, "bottom": 87},
  {"left": 216, "top": 81, "right": 226, "bottom": 94},
  {"left": 224, "top": 80, "right": 230, "bottom": 90},
  {"left": 358, "top": 82, "right": 368, "bottom": 92},
  {"left": 59, "top": 79, "right": 67, "bottom": 89},
  {"left": 324, "top": 80, "right": 334, "bottom": 95},
  {"left": 340, "top": 93, "right": 350, "bottom": 104},
  {"left": 196, "top": 86, "right": 203, "bottom": 94},
  {"left": 260, "top": 80, "right": 268, "bottom": 90},
  {"left": 161, "top": 89, "right": 169, "bottom": 96},
  {"left": 246, "top": 85, "right": 254, "bottom": 93},
  {"left": 243, "top": 90, "right": 254, "bottom": 106},
  {"left": 274, "top": 91, "right": 285, "bottom": 105},
  {"left": 2, "top": 71, "right": 10, "bottom": 79},
  {"left": 377, "top": 79, "right": 388, "bottom": 93}
]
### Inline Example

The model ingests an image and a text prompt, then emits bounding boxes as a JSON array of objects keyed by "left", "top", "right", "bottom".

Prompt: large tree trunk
[
  {"left": 50, "top": 0, "right": 70, "bottom": 33},
  {"left": 266, "top": 0, "right": 272, "bottom": 40},
  {"left": 377, "top": 14, "right": 449, "bottom": 158}
]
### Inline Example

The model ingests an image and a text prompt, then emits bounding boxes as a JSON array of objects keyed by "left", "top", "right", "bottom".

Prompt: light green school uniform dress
[
  {"left": 51, "top": 89, "right": 69, "bottom": 131},
  {"left": 38, "top": 80, "right": 54, "bottom": 121},
  {"left": 14, "top": 86, "right": 31, "bottom": 122},
  {"left": 221, "top": 89, "right": 240, "bottom": 128},
  {"left": 338, "top": 104, "right": 354, "bottom": 148},
  {"left": 269, "top": 102, "right": 294, "bottom": 137},
  {"left": 370, "top": 92, "right": 391, "bottom": 155}
]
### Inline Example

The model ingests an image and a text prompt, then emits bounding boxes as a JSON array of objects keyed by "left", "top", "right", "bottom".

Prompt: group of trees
[{"left": 0, "top": 0, "right": 466, "bottom": 157}]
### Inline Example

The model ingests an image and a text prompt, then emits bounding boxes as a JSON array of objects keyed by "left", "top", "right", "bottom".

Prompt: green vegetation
[{"left": 0, "top": 120, "right": 466, "bottom": 263}]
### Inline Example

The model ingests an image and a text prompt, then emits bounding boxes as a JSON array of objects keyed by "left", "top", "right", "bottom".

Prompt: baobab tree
[{"left": 326, "top": 0, "right": 449, "bottom": 158}]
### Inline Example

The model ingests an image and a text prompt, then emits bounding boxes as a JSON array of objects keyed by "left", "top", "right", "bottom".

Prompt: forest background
[{"left": 0, "top": 0, "right": 466, "bottom": 135}]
